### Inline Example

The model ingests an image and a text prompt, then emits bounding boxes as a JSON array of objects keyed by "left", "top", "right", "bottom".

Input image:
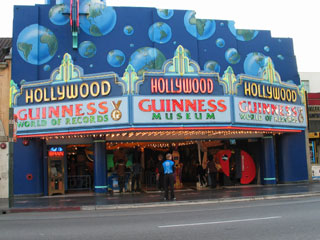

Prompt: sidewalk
[{"left": 1, "top": 181, "right": 320, "bottom": 214}]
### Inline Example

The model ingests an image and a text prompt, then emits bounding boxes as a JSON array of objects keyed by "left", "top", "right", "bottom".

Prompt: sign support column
[
  {"left": 262, "top": 135, "right": 277, "bottom": 184},
  {"left": 94, "top": 139, "right": 107, "bottom": 193}
]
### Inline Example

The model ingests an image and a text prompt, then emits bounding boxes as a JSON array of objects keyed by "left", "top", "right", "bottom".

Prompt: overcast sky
[{"left": 1, "top": 0, "right": 319, "bottom": 72}]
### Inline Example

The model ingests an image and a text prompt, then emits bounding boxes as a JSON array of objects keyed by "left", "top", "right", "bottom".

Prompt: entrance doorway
[
  {"left": 107, "top": 139, "right": 260, "bottom": 192},
  {"left": 66, "top": 145, "right": 94, "bottom": 192}
]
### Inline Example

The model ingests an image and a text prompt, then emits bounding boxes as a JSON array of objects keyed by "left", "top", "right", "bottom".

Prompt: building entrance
[
  {"left": 107, "top": 138, "right": 260, "bottom": 193},
  {"left": 66, "top": 145, "right": 94, "bottom": 192}
]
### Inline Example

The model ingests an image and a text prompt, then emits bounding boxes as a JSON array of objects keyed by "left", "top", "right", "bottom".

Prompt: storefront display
[
  {"left": 216, "top": 149, "right": 256, "bottom": 185},
  {"left": 11, "top": 0, "right": 309, "bottom": 196}
]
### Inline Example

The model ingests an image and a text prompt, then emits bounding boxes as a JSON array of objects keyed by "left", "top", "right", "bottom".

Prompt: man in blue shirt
[{"left": 162, "top": 153, "right": 176, "bottom": 200}]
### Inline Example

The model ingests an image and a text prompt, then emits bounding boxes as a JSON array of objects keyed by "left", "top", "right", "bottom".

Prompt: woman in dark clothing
[
  {"left": 206, "top": 155, "right": 217, "bottom": 188},
  {"left": 116, "top": 159, "right": 126, "bottom": 193},
  {"left": 196, "top": 162, "right": 206, "bottom": 186},
  {"left": 155, "top": 154, "right": 164, "bottom": 191}
]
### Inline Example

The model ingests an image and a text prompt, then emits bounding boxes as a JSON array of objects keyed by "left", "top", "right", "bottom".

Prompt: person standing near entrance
[
  {"left": 155, "top": 154, "right": 164, "bottom": 191},
  {"left": 162, "top": 153, "right": 176, "bottom": 200},
  {"left": 116, "top": 159, "right": 126, "bottom": 193},
  {"left": 131, "top": 159, "right": 142, "bottom": 192},
  {"left": 206, "top": 155, "right": 217, "bottom": 188}
]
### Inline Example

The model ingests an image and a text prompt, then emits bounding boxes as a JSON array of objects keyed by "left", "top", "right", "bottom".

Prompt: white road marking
[{"left": 158, "top": 216, "right": 282, "bottom": 228}]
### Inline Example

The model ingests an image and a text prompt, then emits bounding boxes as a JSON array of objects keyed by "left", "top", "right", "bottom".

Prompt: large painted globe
[
  {"left": 129, "top": 47, "right": 166, "bottom": 76},
  {"left": 148, "top": 22, "right": 172, "bottom": 44},
  {"left": 184, "top": 10, "right": 216, "bottom": 40},
  {"left": 228, "top": 21, "right": 259, "bottom": 41},
  {"left": 107, "top": 50, "right": 125, "bottom": 67},
  {"left": 244, "top": 52, "right": 267, "bottom": 76},
  {"left": 79, "top": 41, "right": 97, "bottom": 58},
  {"left": 79, "top": 1, "right": 117, "bottom": 37},
  {"left": 17, "top": 24, "right": 58, "bottom": 65},
  {"left": 49, "top": 4, "right": 69, "bottom": 25}
]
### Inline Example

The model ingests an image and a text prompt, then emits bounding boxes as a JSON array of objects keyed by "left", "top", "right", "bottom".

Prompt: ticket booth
[{"left": 48, "top": 147, "right": 65, "bottom": 195}]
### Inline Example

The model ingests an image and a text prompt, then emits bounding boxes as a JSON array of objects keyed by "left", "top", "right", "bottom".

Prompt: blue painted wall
[
  {"left": 277, "top": 131, "right": 308, "bottom": 182},
  {"left": 13, "top": 139, "right": 44, "bottom": 195},
  {"left": 12, "top": 1, "right": 299, "bottom": 85}
]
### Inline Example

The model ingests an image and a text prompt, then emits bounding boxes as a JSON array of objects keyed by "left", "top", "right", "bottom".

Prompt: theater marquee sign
[{"left": 11, "top": 46, "right": 307, "bottom": 137}]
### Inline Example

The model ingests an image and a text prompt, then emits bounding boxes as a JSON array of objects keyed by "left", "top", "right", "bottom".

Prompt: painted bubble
[
  {"left": 157, "top": 9, "right": 174, "bottom": 19},
  {"left": 277, "top": 54, "right": 284, "bottom": 60},
  {"left": 148, "top": 22, "right": 172, "bottom": 44},
  {"left": 124, "top": 25, "right": 134, "bottom": 36},
  {"left": 107, "top": 49, "right": 126, "bottom": 67},
  {"left": 204, "top": 61, "right": 221, "bottom": 73},
  {"left": 17, "top": 24, "right": 58, "bottom": 65},
  {"left": 79, "top": 41, "right": 97, "bottom": 58},
  {"left": 43, "top": 64, "right": 51, "bottom": 71},
  {"left": 264, "top": 46, "right": 270, "bottom": 52},
  {"left": 184, "top": 10, "right": 216, "bottom": 40},
  {"left": 216, "top": 38, "right": 225, "bottom": 48},
  {"left": 129, "top": 47, "right": 166, "bottom": 76},
  {"left": 225, "top": 48, "right": 241, "bottom": 64},
  {"left": 228, "top": 21, "right": 259, "bottom": 41},
  {"left": 243, "top": 52, "right": 267, "bottom": 76},
  {"left": 49, "top": 4, "right": 70, "bottom": 25}
]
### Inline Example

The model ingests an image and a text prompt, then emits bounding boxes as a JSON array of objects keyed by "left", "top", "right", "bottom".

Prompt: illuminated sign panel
[
  {"left": 10, "top": 46, "right": 307, "bottom": 136},
  {"left": 139, "top": 75, "right": 224, "bottom": 96},
  {"left": 234, "top": 96, "right": 307, "bottom": 127},
  {"left": 242, "top": 81, "right": 299, "bottom": 104},
  {"left": 133, "top": 96, "right": 231, "bottom": 124},
  {"left": 48, "top": 147, "right": 64, "bottom": 157},
  {"left": 14, "top": 97, "right": 129, "bottom": 132},
  {"left": 48, "top": 151, "right": 64, "bottom": 157},
  {"left": 12, "top": 54, "right": 128, "bottom": 135}
]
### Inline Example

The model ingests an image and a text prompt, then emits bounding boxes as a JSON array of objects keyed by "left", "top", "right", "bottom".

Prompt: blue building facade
[{"left": 11, "top": 0, "right": 308, "bottom": 196}]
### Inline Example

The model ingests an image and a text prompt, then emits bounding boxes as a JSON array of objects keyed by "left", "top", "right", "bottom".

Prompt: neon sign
[{"left": 48, "top": 147, "right": 64, "bottom": 157}]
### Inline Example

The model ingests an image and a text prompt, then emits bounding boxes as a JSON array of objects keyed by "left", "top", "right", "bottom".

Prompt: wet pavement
[{"left": 1, "top": 181, "right": 320, "bottom": 213}]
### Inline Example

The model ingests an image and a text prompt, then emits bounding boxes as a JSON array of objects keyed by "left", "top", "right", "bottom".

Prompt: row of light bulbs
[{"left": 38, "top": 129, "right": 282, "bottom": 141}]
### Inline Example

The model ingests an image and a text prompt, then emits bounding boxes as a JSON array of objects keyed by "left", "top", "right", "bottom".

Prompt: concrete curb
[
  {"left": 80, "top": 192, "right": 320, "bottom": 211},
  {"left": 2, "top": 206, "right": 81, "bottom": 214},
  {"left": 4, "top": 192, "right": 320, "bottom": 214}
]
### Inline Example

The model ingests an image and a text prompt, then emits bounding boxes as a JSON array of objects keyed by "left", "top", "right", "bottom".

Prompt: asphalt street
[{"left": 1, "top": 196, "right": 320, "bottom": 240}]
